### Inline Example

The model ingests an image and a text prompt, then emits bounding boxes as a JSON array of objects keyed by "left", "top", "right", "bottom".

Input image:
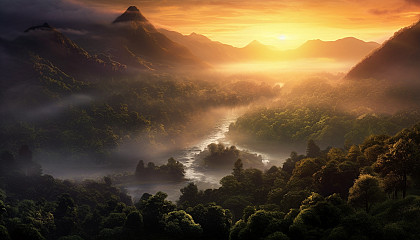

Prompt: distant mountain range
[
  {"left": 346, "top": 20, "right": 420, "bottom": 82},
  {"left": 0, "top": 5, "right": 382, "bottom": 81},
  {"left": 159, "top": 29, "right": 380, "bottom": 64},
  {"left": 0, "top": 4, "right": 392, "bottom": 87}
]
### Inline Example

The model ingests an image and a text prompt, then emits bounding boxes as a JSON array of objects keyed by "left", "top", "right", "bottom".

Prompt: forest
[
  {"left": 1, "top": 122, "right": 420, "bottom": 240},
  {"left": 0, "top": 71, "right": 279, "bottom": 164}
]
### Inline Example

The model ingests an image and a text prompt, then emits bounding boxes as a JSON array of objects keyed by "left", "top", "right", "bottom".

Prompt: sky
[{"left": 1, "top": 0, "right": 420, "bottom": 49}]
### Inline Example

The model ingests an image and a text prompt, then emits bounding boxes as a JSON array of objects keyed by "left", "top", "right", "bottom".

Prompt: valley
[{"left": 1, "top": 3, "right": 420, "bottom": 240}]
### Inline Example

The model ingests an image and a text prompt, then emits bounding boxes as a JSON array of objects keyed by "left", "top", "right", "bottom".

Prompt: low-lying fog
[{"left": 25, "top": 58, "right": 420, "bottom": 201}]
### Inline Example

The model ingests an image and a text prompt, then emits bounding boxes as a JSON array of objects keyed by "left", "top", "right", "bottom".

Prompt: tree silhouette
[
  {"left": 306, "top": 140, "right": 321, "bottom": 158},
  {"left": 233, "top": 159, "right": 244, "bottom": 181}
]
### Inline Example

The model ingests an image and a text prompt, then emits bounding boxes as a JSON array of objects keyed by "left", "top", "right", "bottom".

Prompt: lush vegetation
[
  {"left": 228, "top": 106, "right": 420, "bottom": 149},
  {"left": 195, "top": 143, "right": 264, "bottom": 169},
  {"left": 134, "top": 158, "right": 186, "bottom": 181},
  {"left": 0, "top": 67, "right": 279, "bottom": 162},
  {"left": 1, "top": 122, "right": 420, "bottom": 240}
]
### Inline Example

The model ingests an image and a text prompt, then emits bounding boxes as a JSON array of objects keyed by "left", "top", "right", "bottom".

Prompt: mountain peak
[
  {"left": 245, "top": 40, "right": 263, "bottom": 47},
  {"left": 24, "top": 22, "right": 54, "bottom": 33},
  {"left": 250, "top": 40, "right": 261, "bottom": 44},
  {"left": 127, "top": 6, "right": 139, "bottom": 12},
  {"left": 244, "top": 40, "right": 272, "bottom": 50},
  {"left": 113, "top": 6, "right": 148, "bottom": 24}
]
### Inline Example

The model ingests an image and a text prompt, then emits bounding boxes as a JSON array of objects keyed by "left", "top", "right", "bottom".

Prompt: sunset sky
[
  {"left": 73, "top": 0, "right": 420, "bottom": 49},
  {"left": 2, "top": 0, "right": 420, "bottom": 49}
]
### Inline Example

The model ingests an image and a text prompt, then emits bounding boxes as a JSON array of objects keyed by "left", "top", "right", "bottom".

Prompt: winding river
[
  {"left": 41, "top": 108, "right": 287, "bottom": 201},
  {"left": 125, "top": 108, "right": 285, "bottom": 201}
]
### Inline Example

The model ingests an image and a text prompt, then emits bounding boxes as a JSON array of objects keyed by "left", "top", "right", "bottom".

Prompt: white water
[
  {"left": 126, "top": 108, "right": 284, "bottom": 201},
  {"left": 41, "top": 108, "right": 287, "bottom": 202}
]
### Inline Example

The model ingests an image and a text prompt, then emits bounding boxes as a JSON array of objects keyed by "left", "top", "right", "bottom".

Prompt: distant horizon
[
  {"left": 73, "top": 0, "right": 420, "bottom": 50},
  {"left": 1, "top": 0, "right": 419, "bottom": 50},
  {"left": 158, "top": 29, "right": 382, "bottom": 51}
]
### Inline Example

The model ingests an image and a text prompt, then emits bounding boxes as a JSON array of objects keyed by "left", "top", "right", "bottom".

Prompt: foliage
[
  {"left": 135, "top": 157, "right": 185, "bottom": 181},
  {"left": 0, "top": 72, "right": 280, "bottom": 162},
  {"left": 228, "top": 107, "right": 420, "bottom": 148},
  {"left": 197, "top": 143, "right": 264, "bottom": 169},
  {"left": 162, "top": 210, "right": 202, "bottom": 239},
  {"left": 348, "top": 174, "right": 385, "bottom": 212},
  {"left": 1, "top": 121, "right": 420, "bottom": 240}
]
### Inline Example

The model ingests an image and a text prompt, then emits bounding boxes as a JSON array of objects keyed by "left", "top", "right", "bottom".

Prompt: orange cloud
[{"left": 70, "top": 0, "right": 420, "bottom": 49}]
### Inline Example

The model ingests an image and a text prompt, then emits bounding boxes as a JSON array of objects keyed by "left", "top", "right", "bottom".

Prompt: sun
[{"left": 277, "top": 34, "right": 286, "bottom": 41}]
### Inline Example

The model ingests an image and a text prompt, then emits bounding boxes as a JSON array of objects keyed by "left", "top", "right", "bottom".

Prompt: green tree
[
  {"left": 162, "top": 210, "right": 202, "bottom": 239},
  {"left": 347, "top": 145, "right": 362, "bottom": 162},
  {"left": 348, "top": 174, "right": 385, "bottom": 212},
  {"left": 265, "top": 231, "right": 289, "bottom": 240},
  {"left": 102, "top": 213, "right": 126, "bottom": 229},
  {"left": 179, "top": 182, "right": 199, "bottom": 207},
  {"left": 233, "top": 159, "right": 244, "bottom": 181},
  {"left": 139, "top": 191, "right": 176, "bottom": 230},
  {"left": 363, "top": 144, "right": 385, "bottom": 164},
  {"left": 282, "top": 151, "right": 304, "bottom": 175},
  {"left": 376, "top": 138, "right": 419, "bottom": 198},
  {"left": 306, "top": 140, "right": 321, "bottom": 158},
  {"left": 0, "top": 225, "right": 10, "bottom": 240},
  {"left": 327, "top": 148, "right": 346, "bottom": 162},
  {"left": 124, "top": 211, "right": 143, "bottom": 230},
  {"left": 188, "top": 203, "right": 232, "bottom": 239}
]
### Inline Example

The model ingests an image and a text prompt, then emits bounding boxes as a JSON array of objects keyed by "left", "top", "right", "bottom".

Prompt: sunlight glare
[{"left": 277, "top": 34, "right": 286, "bottom": 41}]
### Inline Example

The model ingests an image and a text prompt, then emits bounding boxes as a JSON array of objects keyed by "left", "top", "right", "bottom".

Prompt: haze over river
[
  {"left": 42, "top": 109, "right": 289, "bottom": 201},
  {"left": 125, "top": 109, "right": 288, "bottom": 201}
]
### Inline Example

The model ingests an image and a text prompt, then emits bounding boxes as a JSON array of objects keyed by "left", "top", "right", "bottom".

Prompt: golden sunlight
[
  {"left": 277, "top": 35, "right": 287, "bottom": 41},
  {"left": 73, "top": 0, "right": 420, "bottom": 50}
]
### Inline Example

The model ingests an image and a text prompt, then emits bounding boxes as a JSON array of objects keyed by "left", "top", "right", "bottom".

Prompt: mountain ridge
[
  {"left": 159, "top": 28, "right": 380, "bottom": 63},
  {"left": 346, "top": 20, "right": 420, "bottom": 82}
]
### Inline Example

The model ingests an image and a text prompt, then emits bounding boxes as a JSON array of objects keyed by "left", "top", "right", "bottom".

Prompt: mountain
[
  {"left": 160, "top": 29, "right": 379, "bottom": 63},
  {"left": 287, "top": 37, "right": 380, "bottom": 60},
  {"left": 113, "top": 6, "right": 148, "bottom": 23},
  {"left": 158, "top": 29, "right": 240, "bottom": 63},
  {"left": 241, "top": 40, "right": 279, "bottom": 60},
  {"left": 13, "top": 23, "right": 125, "bottom": 79},
  {"left": 0, "top": 29, "right": 90, "bottom": 117},
  {"left": 346, "top": 21, "right": 420, "bottom": 82},
  {"left": 77, "top": 6, "right": 207, "bottom": 70}
]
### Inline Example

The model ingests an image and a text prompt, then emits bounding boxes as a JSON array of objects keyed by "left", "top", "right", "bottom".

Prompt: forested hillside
[{"left": 1, "top": 123, "right": 419, "bottom": 240}]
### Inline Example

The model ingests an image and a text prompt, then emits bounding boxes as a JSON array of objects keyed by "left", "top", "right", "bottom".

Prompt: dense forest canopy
[{"left": 1, "top": 123, "right": 420, "bottom": 239}]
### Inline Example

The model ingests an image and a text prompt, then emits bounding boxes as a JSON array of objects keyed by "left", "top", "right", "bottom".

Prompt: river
[
  {"left": 125, "top": 108, "right": 287, "bottom": 201},
  {"left": 40, "top": 108, "right": 288, "bottom": 202}
]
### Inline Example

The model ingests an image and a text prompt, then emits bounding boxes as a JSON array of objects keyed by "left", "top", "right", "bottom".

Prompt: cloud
[
  {"left": 406, "top": 0, "right": 420, "bottom": 6},
  {"left": 369, "top": 9, "right": 392, "bottom": 15},
  {"left": 23, "top": 94, "right": 94, "bottom": 121},
  {"left": 1, "top": 0, "right": 420, "bottom": 50}
]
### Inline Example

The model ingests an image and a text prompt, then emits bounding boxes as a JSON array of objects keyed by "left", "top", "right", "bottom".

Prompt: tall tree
[
  {"left": 306, "top": 140, "right": 321, "bottom": 158},
  {"left": 135, "top": 160, "right": 145, "bottom": 177},
  {"left": 179, "top": 183, "right": 199, "bottom": 207},
  {"left": 233, "top": 159, "right": 244, "bottom": 181},
  {"left": 348, "top": 174, "right": 384, "bottom": 212},
  {"left": 376, "top": 138, "right": 419, "bottom": 198}
]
